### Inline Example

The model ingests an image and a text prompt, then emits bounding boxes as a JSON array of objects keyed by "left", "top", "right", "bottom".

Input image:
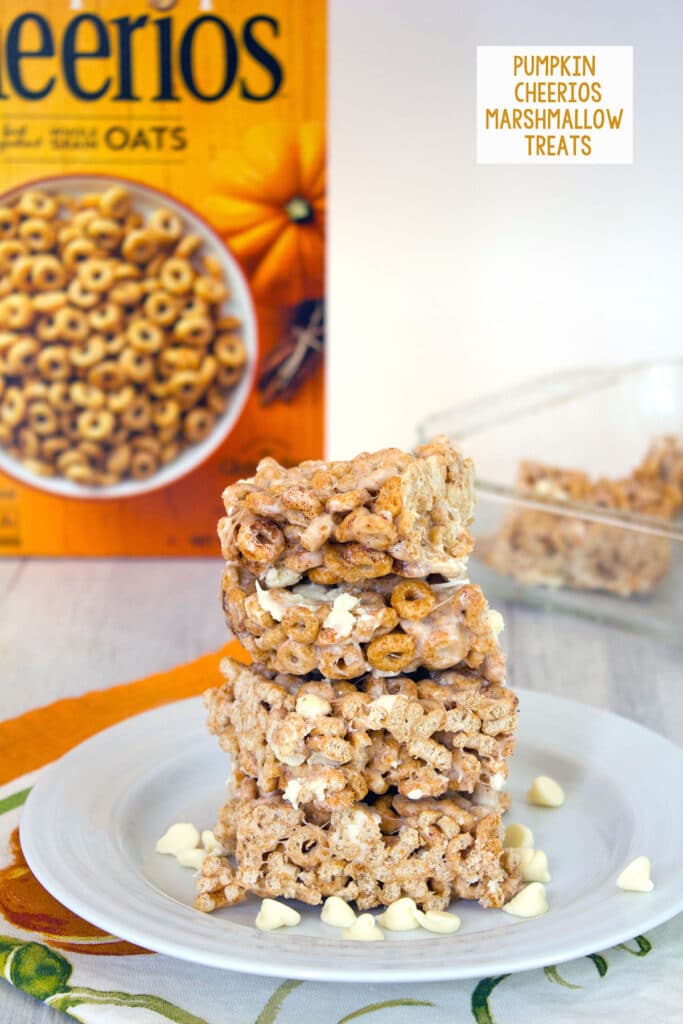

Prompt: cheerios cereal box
[{"left": 0, "top": 0, "right": 325, "bottom": 554}]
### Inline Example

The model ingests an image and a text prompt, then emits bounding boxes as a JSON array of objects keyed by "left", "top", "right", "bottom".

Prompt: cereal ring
[
  {"left": 179, "top": 296, "right": 208, "bottom": 318},
  {"left": 215, "top": 333, "right": 246, "bottom": 368},
  {"left": 216, "top": 364, "right": 243, "bottom": 388},
  {"left": 62, "top": 237, "right": 97, "bottom": 271},
  {"left": 122, "top": 229, "right": 157, "bottom": 265},
  {"left": 18, "top": 217, "right": 56, "bottom": 251},
  {"left": 324, "top": 544, "right": 393, "bottom": 582},
  {"left": 89, "top": 301, "right": 123, "bottom": 333},
  {"left": 67, "top": 278, "right": 100, "bottom": 309},
  {"left": 121, "top": 396, "right": 152, "bottom": 432},
  {"left": 42, "top": 435, "right": 70, "bottom": 460},
  {"left": 130, "top": 448, "right": 159, "bottom": 479},
  {"left": 78, "top": 258, "right": 114, "bottom": 292},
  {"left": 203, "top": 254, "right": 223, "bottom": 279},
  {"left": 151, "top": 398, "right": 180, "bottom": 429},
  {"left": 54, "top": 305, "right": 89, "bottom": 343},
  {"left": 0, "top": 294, "right": 33, "bottom": 330},
  {"left": 35, "top": 314, "right": 60, "bottom": 342},
  {"left": 159, "top": 347, "right": 201, "bottom": 374},
  {"left": 335, "top": 509, "right": 398, "bottom": 550},
  {"left": 99, "top": 186, "right": 131, "bottom": 220},
  {"left": 132, "top": 435, "right": 162, "bottom": 457},
  {"left": 73, "top": 208, "right": 97, "bottom": 230},
  {"left": 9, "top": 255, "right": 36, "bottom": 292},
  {"left": 144, "top": 290, "right": 178, "bottom": 326},
  {"left": 197, "top": 354, "right": 218, "bottom": 387},
  {"left": 86, "top": 217, "right": 122, "bottom": 250},
  {"left": 193, "top": 275, "right": 227, "bottom": 304},
  {"left": 5, "top": 337, "right": 39, "bottom": 375},
  {"left": 1, "top": 386, "right": 26, "bottom": 426},
  {"left": 23, "top": 381, "right": 49, "bottom": 401},
  {"left": 174, "top": 315, "right": 213, "bottom": 347},
  {"left": 77, "top": 440, "right": 105, "bottom": 464},
  {"left": 27, "top": 400, "right": 58, "bottom": 436},
  {"left": 101, "top": 331, "right": 126, "bottom": 356},
  {"left": 0, "top": 240, "right": 24, "bottom": 273},
  {"left": 58, "top": 414, "right": 82, "bottom": 443},
  {"left": 0, "top": 206, "right": 19, "bottom": 238},
  {"left": 375, "top": 476, "right": 402, "bottom": 517},
  {"left": 30, "top": 255, "right": 65, "bottom": 291},
  {"left": 206, "top": 386, "right": 227, "bottom": 414},
  {"left": 64, "top": 463, "right": 96, "bottom": 485},
  {"left": 168, "top": 370, "right": 203, "bottom": 406},
  {"left": 391, "top": 580, "right": 436, "bottom": 621},
  {"left": 119, "top": 347, "right": 154, "bottom": 383},
  {"left": 319, "top": 645, "right": 366, "bottom": 680},
  {"left": 183, "top": 406, "right": 214, "bottom": 442},
  {"left": 159, "top": 258, "right": 194, "bottom": 294},
  {"left": 88, "top": 360, "right": 125, "bottom": 391},
  {"left": 274, "top": 639, "right": 318, "bottom": 675},
  {"left": 127, "top": 319, "right": 163, "bottom": 354},
  {"left": 111, "top": 262, "right": 140, "bottom": 281},
  {"left": 160, "top": 441, "right": 180, "bottom": 465},
  {"left": 282, "top": 606, "right": 320, "bottom": 644},
  {"left": 77, "top": 408, "right": 115, "bottom": 441},
  {"left": 149, "top": 207, "right": 182, "bottom": 242},
  {"left": 47, "top": 382, "right": 73, "bottom": 411},
  {"left": 106, "top": 443, "right": 131, "bottom": 476},
  {"left": 18, "top": 190, "right": 58, "bottom": 219},
  {"left": 107, "top": 384, "right": 136, "bottom": 413},
  {"left": 366, "top": 633, "right": 416, "bottom": 673},
  {"left": 32, "top": 290, "right": 68, "bottom": 314},
  {"left": 21, "top": 458, "right": 55, "bottom": 478},
  {"left": 69, "top": 336, "right": 106, "bottom": 369},
  {"left": 217, "top": 314, "right": 241, "bottom": 331},
  {"left": 236, "top": 519, "right": 285, "bottom": 563},
  {"left": 37, "top": 346, "right": 70, "bottom": 381},
  {"left": 173, "top": 233, "right": 201, "bottom": 258},
  {"left": 70, "top": 382, "right": 105, "bottom": 409},
  {"left": 16, "top": 427, "right": 40, "bottom": 458},
  {"left": 57, "top": 449, "right": 87, "bottom": 473},
  {"left": 286, "top": 826, "right": 327, "bottom": 868},
  {"left": 109, "top": 281, "right": 144, "bottom": 307}
]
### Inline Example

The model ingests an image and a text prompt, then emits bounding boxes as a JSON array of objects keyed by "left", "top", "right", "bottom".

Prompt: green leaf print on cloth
[
  {"left": 2, "top": 937, "right": 210, "bottom": 1024},
  {"left": 336, "top": 998, "right": 435, "bottom": 1024}
]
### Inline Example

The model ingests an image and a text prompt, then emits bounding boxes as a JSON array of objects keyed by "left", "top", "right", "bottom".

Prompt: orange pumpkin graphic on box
[
  {"left": 205, "top": 122, "right": 325, "bottom": 307},
  {"left": 0, "top": 828, "right": 147, "bottom": 956}
]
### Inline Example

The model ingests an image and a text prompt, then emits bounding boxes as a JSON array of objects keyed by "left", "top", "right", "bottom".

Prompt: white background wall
[{"left": 327, "top": 0, "right": 683, "bottom": 457}]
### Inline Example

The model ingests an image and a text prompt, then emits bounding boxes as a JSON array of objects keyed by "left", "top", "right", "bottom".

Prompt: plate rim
[{"left": 20, "top": 689, "right": 683, "bottom": 983}]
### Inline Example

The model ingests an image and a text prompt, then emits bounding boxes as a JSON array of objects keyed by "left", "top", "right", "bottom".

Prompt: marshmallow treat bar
[
  {"left": 206, "top": 657, "right": 517, "bottom": 808},
  {"left": 484, "top": 459, "right": 679, "bottom": 597},
  {"left": 221, "top": 573, "right": 506, "bottom": 682},
  {"left": 218, "top": 436, "right": 474, "bottom": 585},
  {"left": 195, "top": 790, "right": 521, "bottom": 914}
]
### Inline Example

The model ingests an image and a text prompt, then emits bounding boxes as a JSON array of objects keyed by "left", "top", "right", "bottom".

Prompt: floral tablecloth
[{"left": 1, "top": 644, "right": 681, "bottom": 1023}]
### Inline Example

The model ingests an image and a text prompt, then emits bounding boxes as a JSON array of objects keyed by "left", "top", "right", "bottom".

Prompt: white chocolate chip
[
  {"left": 406, "top": 789, "right": 423, "bottom": 800},
  {"left": 503, "top": 823, "right": 534, "bottom": 849},
  {"left": 502, "top": 882, "right": 549, "bottom": 918},
  {"left": 369, "top": 694, "right": 400, "bottom": 712},
  {"left": 527, "top": 775, "right": 565, "bottom": 807},
  {"left": 296, "top": 693, "right": 332, "bottom": 718},
  {"left": 264, "top": 566, "right": 302, "bottom": 588},
  {"left": 255, "top": 899, "right": 301, "bottom": 931},
  {"left": 176, "top": 848, "right": 207, "bottom": 870},
  {"left": 155, "top": 823, "right": 200, "bottom": 856},
  {"left": 617, "top": 856, "right": 654, "bottom": 893},
  {"left": 508, "top": 848, "right": 551, "bottom": 883},
  {"left": 486, "top": 609, "right": 505, "bottom": 638},
  {"left": 321, "top": 896, "right": 357, "bottom": 928},
  {"left": 488, "top": 772, "right": 506, "bottom": 792},
  {"left": 201, "top": 830, "right": 226, "bottom": 855},
  {"left": 414, "top": 909, "right": 461, "bottom": 934},
  {"left": 283, "top": 779, "right": 303, "bottom": 808},
  {"left": 342, "top": 913, "right": 384, "bottom": 941},
  {"left": 322, "top": 593, "right": 360, "bottom": 637},
  {"left": 377, "top": 898, "right": 419, "bottom": 931}
]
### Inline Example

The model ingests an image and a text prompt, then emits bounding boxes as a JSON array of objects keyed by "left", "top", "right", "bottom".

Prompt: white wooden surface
[{"left": 1, "top": 559, "right": 681, "bottom": 1021}]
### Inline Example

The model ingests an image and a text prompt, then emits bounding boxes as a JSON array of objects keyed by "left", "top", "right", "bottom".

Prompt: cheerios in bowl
[{"left": 0, "top": 175, "right": 257, "bottom": 498}]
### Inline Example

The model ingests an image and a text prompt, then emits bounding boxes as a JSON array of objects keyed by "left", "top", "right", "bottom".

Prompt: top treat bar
[{"left": 218, "top": 436, "right": 475, "bottom": 583}]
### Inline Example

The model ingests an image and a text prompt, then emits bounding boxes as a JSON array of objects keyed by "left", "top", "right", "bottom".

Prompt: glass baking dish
[{"left": 418, "top": 360, "right": 683, "bottom": 643}]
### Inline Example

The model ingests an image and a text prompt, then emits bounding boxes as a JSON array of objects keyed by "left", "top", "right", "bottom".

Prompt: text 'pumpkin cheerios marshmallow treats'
[
  {"left": 0, "top": 1, "right": 325, "bottom": 554},
  {"left": 196, "top": 437, "right": 523, "bottom": 914}
]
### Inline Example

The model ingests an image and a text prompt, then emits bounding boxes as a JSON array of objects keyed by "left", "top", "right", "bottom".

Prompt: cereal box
[{"left": 0, "top": 0, "right": 325, "bottom": 554}]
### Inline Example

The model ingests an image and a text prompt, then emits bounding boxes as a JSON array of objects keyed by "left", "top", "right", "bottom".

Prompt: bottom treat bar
[{"left": 195, "top": 790, "right": 521, "bottom": 913}]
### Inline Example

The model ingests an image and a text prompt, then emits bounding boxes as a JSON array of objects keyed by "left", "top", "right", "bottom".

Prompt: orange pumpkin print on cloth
[
  {"left": 0, "top": 828, "right": 148, "bottom": 956},
  {"left": 205, "top": 122, "right": 325, "bottom": 307}
]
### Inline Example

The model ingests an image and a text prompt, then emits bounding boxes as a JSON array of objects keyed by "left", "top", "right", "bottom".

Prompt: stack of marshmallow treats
[{"left": 195, "top": 437, "right": 523, "bottom": 914}]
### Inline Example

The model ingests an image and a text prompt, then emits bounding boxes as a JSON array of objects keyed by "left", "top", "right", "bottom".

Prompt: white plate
[
  {"left": 21, "top": 690, "right": 683, "bottom": 983},
  {"left": 0, "top": 174, "right": 257, "bottom": 500}
]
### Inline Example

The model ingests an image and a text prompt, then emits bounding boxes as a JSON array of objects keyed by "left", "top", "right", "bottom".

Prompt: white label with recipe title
[{"left": 476, "top": 46, "right": 633, "bottom": 164}]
